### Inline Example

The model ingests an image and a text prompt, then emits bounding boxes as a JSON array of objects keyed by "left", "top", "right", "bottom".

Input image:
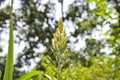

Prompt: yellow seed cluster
[
  {"left": 52, "top": 18, "right": 69, "bottom": 60},
  {"left": 52, "top": 19, "right": 68, "bottom": 51}
]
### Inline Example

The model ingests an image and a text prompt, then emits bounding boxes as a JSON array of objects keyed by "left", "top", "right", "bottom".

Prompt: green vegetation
[
  {"left": 3, "top": 0, "right": 14, "bottom": 80},
  {"left": 51, "top": 18, "right": 69, "bottom": 80},
  {"left": 0, "top": 0, "right": 120, "bottom": 80}
]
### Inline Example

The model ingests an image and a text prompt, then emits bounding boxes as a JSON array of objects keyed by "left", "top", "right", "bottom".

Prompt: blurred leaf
[
  {"left": 110, "top": 35, "right": 115, "bottom": 41},
  {"left": 0, "top": 70, "right": 2, "bottom": 78},
  {"left": 3, "top": 0, "right": 14, "bottom": 80},
  {"left": 104, "top": 32, "right": 109, "bottom": 36},
  {"left": 44, "top": 74, "right": 52, "bottom": 80},
  {"left": 94, "top": 9, "right": 105, "bottom": 16},
  {"left": 18, "top": 71, "right": 43, "bottom": 80},
  {"left": 0, "top": 46, "right": 2, "bottom": 52}
]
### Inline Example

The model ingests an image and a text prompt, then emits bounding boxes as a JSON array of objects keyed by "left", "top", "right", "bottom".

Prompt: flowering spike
[{"left": 51, "top": 18, "right": 69, "bottom": 80}]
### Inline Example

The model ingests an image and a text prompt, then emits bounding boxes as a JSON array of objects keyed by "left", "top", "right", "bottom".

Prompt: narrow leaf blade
[
  {"left": 18, "top": 71, "right": 42, "bottom": 80},
  {"left": 3, "top": 0, "right": 14, "bottom": 80}
]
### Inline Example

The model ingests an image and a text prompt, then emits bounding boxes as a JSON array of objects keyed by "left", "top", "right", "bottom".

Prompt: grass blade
[
  {"left": 44, "top": 74, "right": 52, "bottom": 80},
  {"left": 3, "top": 0, "right": 14, "bottom": 80},
  {"left": 18, "top": 71, "right": 42, "bottom": 80}
]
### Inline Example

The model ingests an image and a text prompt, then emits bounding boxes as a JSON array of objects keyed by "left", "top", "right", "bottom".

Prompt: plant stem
[{"left": 57, "top": 52, "right": 61, "bottom": 80}]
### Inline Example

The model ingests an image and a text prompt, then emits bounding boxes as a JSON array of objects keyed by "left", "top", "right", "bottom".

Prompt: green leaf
[
  {"left": 0, "top": 46, "right": 2, "bottom": 52},
  {"left": 88, "top": 0, "right": 93, "bottom": 2},
  {"left": 44, "top": 74, "right": 52, "bottom": 80},
  {"left": 18, "top": 71, "right": 43, "bottom": 80},
  {"left": 110, "top": 35, "right": 115, "bottom": 41},
  {"left": 94, "top": 9, "right": 105, "bottom": 16},
  {"left": 0, "top": 70, "right": 2, "bottom": 78},
  {"left": 101, "top": 1, "right": 107, "bottom": 9},
  {"left": 104, "top": 32, "right": 109, "bottom": 36},
  {"left": 3, "top": 0, "right": 14, "bottom": 80}
]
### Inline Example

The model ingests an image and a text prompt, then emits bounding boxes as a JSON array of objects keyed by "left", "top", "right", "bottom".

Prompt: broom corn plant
[
  {"left": 18, "top": 19, "right": 69, "bottom": 80},
  {"left": 3, "top": 0, "right": 69, "bottom": 79},
  {"left": 3, "top": 0, "right": 14, "bottom": 80},
  {"left": 51, "top": 18, "right": 69, "bottom": 80}
]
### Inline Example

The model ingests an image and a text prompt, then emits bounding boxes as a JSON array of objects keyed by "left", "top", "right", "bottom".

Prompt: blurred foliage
[
  {"left": 0, "top": 0, "right": 120, "bottom": 79},
  {"left": 0, "top": 70, "right": 2, "bottom": 78},
  {"left": 0, "top": 0, "right": 5, "bottom": 5},
  {"left": 23, "top": 55, "right": 120, "bottom": 80}
]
